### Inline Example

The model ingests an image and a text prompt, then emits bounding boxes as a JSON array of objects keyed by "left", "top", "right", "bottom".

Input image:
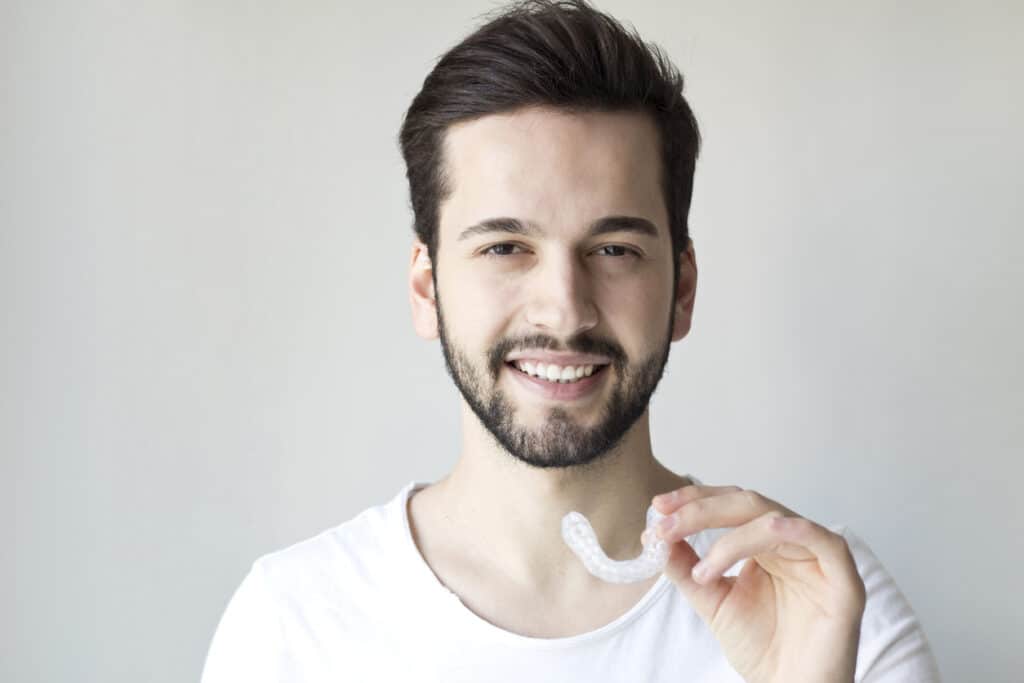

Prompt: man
[{"left": 201, "top": 1, "right": 941, "bottom": 680}]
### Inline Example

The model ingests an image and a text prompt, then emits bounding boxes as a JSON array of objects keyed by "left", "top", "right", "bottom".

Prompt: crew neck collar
[{"left": 394, "top": 478, "right": 691, "bottom": 649}]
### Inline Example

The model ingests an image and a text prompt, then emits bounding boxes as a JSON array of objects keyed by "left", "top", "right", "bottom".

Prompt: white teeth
[{"left": 512, "top": 360, "right": 602, "bottom": 383}]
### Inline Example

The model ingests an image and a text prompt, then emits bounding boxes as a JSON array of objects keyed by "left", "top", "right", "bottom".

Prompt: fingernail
[
  {"left": 692, "top": 561, "right": 711, "bottom": 583},
  {"left": 657, "top": 516, "right": 675, "bottom": 535}
]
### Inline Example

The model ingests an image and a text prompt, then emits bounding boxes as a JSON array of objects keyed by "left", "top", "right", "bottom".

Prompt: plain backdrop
[{"left": 4, "top": 1, "right": 1022, "bottom": 681}]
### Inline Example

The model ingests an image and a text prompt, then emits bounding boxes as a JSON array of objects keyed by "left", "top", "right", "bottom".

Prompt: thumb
[{"left": 662, "top": 537, "right": 732, "bottom": 624}]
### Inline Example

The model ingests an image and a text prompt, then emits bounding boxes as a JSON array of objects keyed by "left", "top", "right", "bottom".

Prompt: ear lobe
[
  {"left": 409, "top": 242, "right": 439, "bottom": 340},
  {"left": 671, "top": 240, "right": 697, "bottom": 342}
]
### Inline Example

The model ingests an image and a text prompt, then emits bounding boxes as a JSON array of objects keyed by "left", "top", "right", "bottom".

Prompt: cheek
[
  {"left": 603, "top": 282, "right": 672, "bottom": 354},
  {"left": 604, "top": 277, "right": 664, "bottom": 320},
  {"left": 465, "top": 275, "right": 527, "bottom": 326},
  {"left": 440, "top": 278, "right": 513, "bottom": 351},
  {"left": 442, "top": 265, "right": 509, "bottom": 311}
]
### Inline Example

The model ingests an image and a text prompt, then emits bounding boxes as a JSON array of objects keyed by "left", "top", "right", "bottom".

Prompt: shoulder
[
  {"left": 255, "top": 501, "right": 395, "bottom": 602},
  {"left": 201, "top": 500, "right": 400, "bottom": 682},
  {"left": 824, "top": 525, "right": 943, "bottom": 682}
]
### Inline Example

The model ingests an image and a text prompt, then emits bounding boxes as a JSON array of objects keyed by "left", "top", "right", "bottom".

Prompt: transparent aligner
[{"left": 560, "top": 505, "right": 671, "bottom": 584}]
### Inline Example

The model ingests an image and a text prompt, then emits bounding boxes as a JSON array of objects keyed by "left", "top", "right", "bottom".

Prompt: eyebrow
[{"left": 457, "top": 215, "right": 659, "bottom": 242}]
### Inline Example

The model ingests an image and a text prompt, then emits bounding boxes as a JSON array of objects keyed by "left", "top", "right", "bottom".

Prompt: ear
[
  {"left": 671, "top": 238, "right": 697, "bottom": 342},
  {"left": 409, "top": 240, "right": 438, "bottom": 340}
]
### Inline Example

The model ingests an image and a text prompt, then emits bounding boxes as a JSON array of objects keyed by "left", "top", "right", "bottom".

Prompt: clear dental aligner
[{"left": 561, "top": 504, "right": 671, "bottom": 584}]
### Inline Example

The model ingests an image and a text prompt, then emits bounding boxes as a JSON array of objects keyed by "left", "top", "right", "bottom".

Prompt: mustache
[{"left": 493, "top": 336, "right": 623, "bottom": 367}]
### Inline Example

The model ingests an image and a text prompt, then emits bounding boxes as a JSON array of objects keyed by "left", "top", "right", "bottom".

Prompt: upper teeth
[{"left": 512, "top": 360, "right": 599, "bottom": 381}]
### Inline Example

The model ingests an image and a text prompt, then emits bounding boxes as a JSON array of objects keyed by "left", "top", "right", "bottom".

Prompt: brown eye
[
  {"left": 596, "top": 245, "right": 641, "bottom": 258},
  {"left": 482, "top": 243, "right": 525, "bottom": 257},
  {"left": 480, "top": 244, "right": 641, "bottom": 259}
]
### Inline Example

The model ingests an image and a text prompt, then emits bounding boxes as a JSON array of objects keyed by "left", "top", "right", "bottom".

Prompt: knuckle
[
  {"left": 829, "top": 528, "right": 851, "bottom": 551},
  {"left": 741, "top": 489, "right": 765, "bottom": 509},
  {"left": 686, "top": 496, "right": 710, "bottom": 515},
  {"left": 839, "top": 573, "right": 867, "bottom": 612},
  {"left": 829, "top": 534, "right": 866, "bottom": 609},
  {"left": 763, "top": 510, "right": 785, "bottom": 526},
  {"left": 678, "top": 484, "right": 701, "bottom": 502}
]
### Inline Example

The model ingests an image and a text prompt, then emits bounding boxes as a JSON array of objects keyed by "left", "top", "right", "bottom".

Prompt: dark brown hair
[{"left": 398, "top": 0, "right": 700, "bottom": 292}]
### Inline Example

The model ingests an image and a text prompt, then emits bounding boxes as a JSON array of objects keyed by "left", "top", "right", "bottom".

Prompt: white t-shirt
[{"left": 201, "top": 478, "right": 941, "bottom": 682}]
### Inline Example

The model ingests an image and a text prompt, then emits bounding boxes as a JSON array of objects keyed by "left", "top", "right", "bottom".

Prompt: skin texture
[{"left": 407, "top": 105, "right": 866, "bottom": 675}]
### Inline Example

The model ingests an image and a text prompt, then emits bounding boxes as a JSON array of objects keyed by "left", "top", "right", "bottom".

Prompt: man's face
[{"left": 430, "top": 106, "right": 686, "bottom": 470}]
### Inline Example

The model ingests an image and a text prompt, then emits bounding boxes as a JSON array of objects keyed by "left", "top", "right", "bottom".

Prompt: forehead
[{"left": 439, "top": 106, "right": 666, "bottom": 243}]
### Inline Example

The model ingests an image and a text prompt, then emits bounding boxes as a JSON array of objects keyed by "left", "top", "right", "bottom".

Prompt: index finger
[{"left": 652, "top": 483, "right": 744, "bottom": 514}]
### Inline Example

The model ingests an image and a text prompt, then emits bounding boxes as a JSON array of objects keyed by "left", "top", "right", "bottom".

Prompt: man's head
[{"left": 400, "top": 0, "right": 700, "bottom": 471}]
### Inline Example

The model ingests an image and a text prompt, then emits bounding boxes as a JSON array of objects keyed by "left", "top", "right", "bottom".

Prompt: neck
[{"left": 423, "top": 403, "right": 690, "bottom": 595}]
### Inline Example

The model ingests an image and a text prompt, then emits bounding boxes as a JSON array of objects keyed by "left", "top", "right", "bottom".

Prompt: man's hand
[{"left": 646, "top": 484, "right": 867, "bottom": 683}]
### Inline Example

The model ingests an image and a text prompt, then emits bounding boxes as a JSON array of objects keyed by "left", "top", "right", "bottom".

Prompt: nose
[{"left": 524, "top": 250, "right": 599, "bottom": 337}]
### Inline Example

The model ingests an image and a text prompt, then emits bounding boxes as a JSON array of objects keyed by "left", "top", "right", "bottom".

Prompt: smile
[{"left": 505, "top": 361, "right": 610, "bottom": 400}]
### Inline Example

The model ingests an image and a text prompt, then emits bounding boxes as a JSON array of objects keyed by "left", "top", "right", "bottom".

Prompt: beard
[{"left": 434, "top": 286, "right": 675, "bottom": 472}]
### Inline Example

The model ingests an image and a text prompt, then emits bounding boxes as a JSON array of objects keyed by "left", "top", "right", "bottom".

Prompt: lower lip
[{"left": 506, "top": 363, "right": 609, "bottom": 401}]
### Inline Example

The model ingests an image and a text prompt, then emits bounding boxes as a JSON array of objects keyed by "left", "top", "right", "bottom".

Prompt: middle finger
[{"left": 655, "top": 489, "right": 794, "bottom": 542}]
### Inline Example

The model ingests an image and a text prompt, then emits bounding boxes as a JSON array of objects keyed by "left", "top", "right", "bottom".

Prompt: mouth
[
  {"left": 504, "top": 361, "right": 610, "bottom": 383},
  {"left": 503, "top": 361, "right": 610, "bottom": 401}
]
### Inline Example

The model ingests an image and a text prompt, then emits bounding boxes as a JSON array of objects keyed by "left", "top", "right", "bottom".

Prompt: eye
[
  {"left": 595, "top": 245, "right": 642, "bottom": 258},
  {"left": 481, "top": 243, "right": 526, "bottom": 257},
  {"left": 480, "top": 243, "right": 642, "bottom": 258}
]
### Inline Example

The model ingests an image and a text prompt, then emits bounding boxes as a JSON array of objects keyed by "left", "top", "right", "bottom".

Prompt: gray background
[{"left": 4, "top": 1, "right": 1021, "bottom": 681}]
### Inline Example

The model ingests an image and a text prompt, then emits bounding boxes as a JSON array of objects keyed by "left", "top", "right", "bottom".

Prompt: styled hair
[{"left": 398, "top": 0, "right": 700, "bottom": 292}]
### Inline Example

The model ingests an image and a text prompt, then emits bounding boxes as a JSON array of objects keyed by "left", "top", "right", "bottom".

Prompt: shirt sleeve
[
  {"left": 200, "top": 559, "right": 289, "bottom": 683},
  {"left": 833, "top": 525, "right": 943, "bottom": 682}
]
